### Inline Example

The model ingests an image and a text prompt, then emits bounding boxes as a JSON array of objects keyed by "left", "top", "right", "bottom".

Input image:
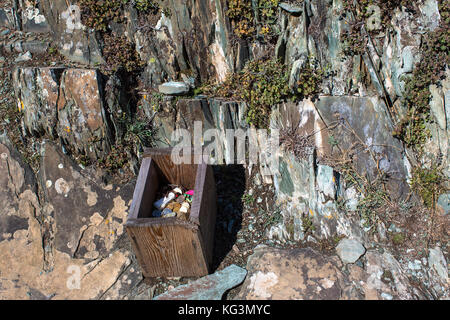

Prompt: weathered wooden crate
[{"left": 125, "top": 148, "right": 217, "bottom": 278}]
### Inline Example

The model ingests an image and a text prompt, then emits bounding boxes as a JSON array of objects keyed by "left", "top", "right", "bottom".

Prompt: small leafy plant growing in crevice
[
  {"left": 226, "top": 0, "right": 280, "bottom": 41},
  {"left": 204, "top": 57, "right": 324, "bottom": 128},
  {"left": 242, "top": 193, "right": 255, "bottom": 206},
  {"left": 301, "top": 214, "right": 316, "bottom": 236},
  {"left": 393, "top": 8, "right": 449, "bottom": 151},
  {"left": 102, "top": 33, "right": 145, "bottom": 73},
  {"left": 134, "top": 0, "right": 159, "bottom": 13},
  {"left": 294, "top": 58, "right": 326, "bottom": 100},
  {"left": 410, "top": 165, "right": 446, "bottom": 209},
  {"left": 79, "top": 0, "right": 129, "bottom": 32},
  {"left": 280, "top": 126, "right": 315, "bottom": 161},
  {"left": 79, "top": 0, "right": 147, "bottom": 74}
]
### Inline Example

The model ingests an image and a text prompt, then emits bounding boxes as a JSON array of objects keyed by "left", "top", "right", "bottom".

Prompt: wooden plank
[
  {"left": 197, "top": 165, "right": 217, "bottom": 268},
  {"left": 128, "top": 158, "right": 159, "bottom": 219},
  {"left": 126, "top": 217, "right": 198, "bottom": 229},
  {"left": 189, "top": 162, "right": 206, "bottom": 225},
  {"left": 126, "top": 224, "right": 208, "bottom": 277},
  {"left": 143, "top": 147, "right": 203, "bottom": 190},
  {"left": 189, "top": 162, "right": 217, "bottom": 270}
]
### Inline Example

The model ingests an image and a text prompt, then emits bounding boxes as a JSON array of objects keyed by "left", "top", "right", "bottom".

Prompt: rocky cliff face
[{"left": 0, "top": 0, "right": 448, "bottom": 300}]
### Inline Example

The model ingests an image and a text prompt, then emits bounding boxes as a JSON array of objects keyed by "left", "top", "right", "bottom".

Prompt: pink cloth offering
[{"left": 186, "top": 190, "right": 194, "bottom": 196}]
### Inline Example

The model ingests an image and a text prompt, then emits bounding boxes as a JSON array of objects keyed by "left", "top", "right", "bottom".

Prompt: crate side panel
[
  {"left": 196, "top": 165, "right": 217, "bottom": 268},
  {"left": 144, "top": 148, "right": 199, "bottom": 189},
  {"left": 154, "top": 154, "right": 198, "bottom": 190},
  {"left": 128, "top": 158, "right": 159, "bottom": 219},
  {"left": 126, "top": 224, "right": 209, "bottom": 277}
]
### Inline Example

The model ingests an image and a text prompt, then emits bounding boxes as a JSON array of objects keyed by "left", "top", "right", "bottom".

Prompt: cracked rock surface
[{"left": 0, "top": 138, "right": 142, "bottom": 300}]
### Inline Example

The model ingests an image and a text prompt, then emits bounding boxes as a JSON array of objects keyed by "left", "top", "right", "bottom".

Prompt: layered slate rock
[
  {"left": 437, "top": 194, "right": 450, "bottom": 215},
  {"left": 269, "top": 96, "right": 409, "bottom": 242},
  {"left": 362, "top": 250, "right": 428, "bottom": 300},
  {"left": 0, "top": 137, "right": 38, "bottom": 243},
  {"left": 0, "top": 137, "right": 48, "bottom": 299},
  {"left": 57, "top": 69, "right": 112, "bottom": 161},
  {"left": 13, "top": 67, "right": 63, "bottom": 137},
  {"left": 153, "top": 95, "right": 410, "bottom": 244},
  {"left": 13, "top": 67, "right": 113, "bottom": 161},
  {"left": 21, "top": 3, "right": 50, "bottom": 33},
  {"left": 40, "top": 1, "right": 103, "bottom": 65}
]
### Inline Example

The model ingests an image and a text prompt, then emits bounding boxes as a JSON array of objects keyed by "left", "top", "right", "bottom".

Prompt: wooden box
[{"left": 125, "top": 148, "right": 217, "bottom": 278}]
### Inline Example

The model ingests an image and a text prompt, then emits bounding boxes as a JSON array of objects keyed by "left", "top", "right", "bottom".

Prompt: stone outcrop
[
  {"left": 235, "top": 246, "right": 352, "bottom": 300},
  {"left": 236, "top": 245, "right": 428, "bottom": 300},
  {"left": 150, "top": 95, "right": 411, "bottom": 244},
  {"left": 56, "top": 69, "right": 112, "bottom": 161},
  {"left": 40, "top": 1, "right": 103, "bottom": 65},
  {"left": 35, "top": 0, "right": 238, "bottom": 87},
  {"left": 0, "top": 137, "right": 141, "bottom": 300},
  {"left": 13, "top": 67, "right": 63, "bottom": 137},
  {"left": 13, "top": 67, "right": 113, "bottom": 161},
  {"left": 154, "top": 264, "right": 247, "bottom": 300},
  {"left": 426, "top": 70, "right": 450, "bottom": 181},
  {"left": 336, "top": 238, "right": 366, "bottom": 264},
  {"left": 39, "top": 141, "right": 134, "bottom": 259},
  {"left": 267, "top": 96, "right": 411, "bottom": 242}
]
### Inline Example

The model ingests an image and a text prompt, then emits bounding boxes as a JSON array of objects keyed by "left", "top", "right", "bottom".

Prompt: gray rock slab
[
  {"left": 279, "top": 2, "right": 303, "bottom": 14},
  {"left": 15, "top": 51, "right": 32, "bottom": 62},
  {"left": 336, "top": 238, "right": 366, "bottom": 264},
  {"left": 437, "top": 193, "right": 449, "bottom": 215},
  {"left": 153, "top": 264, "right": 247, "bottom": 300},
  {"left": 22, "top": 17, "right": 50, "bottom": 33},
  {"left": 235, "top": 246, "right": 355, "bottom": 300},
  {"left": 428, "top": 246, "right": 448, "bottom": 282},
  {"left": 158, "top": 81, "right": 190, "bottom": 95},
  {"left": 0, "top": 9, "right": 11, "bottom": 28},
  {"left": 21, "top": 40, "right": 49, "bottom": 55}
]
